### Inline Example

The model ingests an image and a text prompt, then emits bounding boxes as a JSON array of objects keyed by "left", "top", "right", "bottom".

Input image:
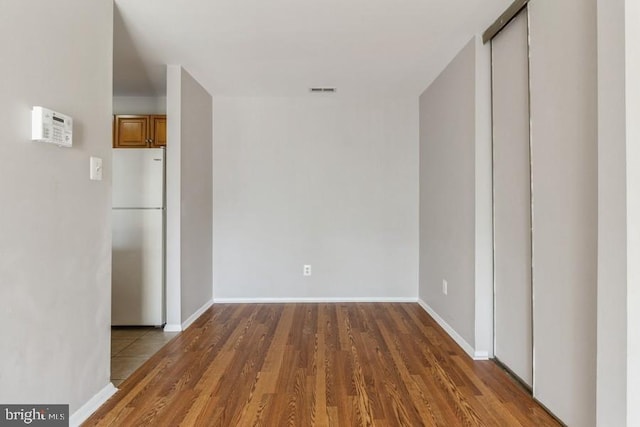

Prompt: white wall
[
  {"left": 418, "top": 37, "right": 493, "bottom": 360},
  {"left": 625, "top": 1, "right": 640, "bottom": 424},
  {"left": 529, "top": 1, "right": 598, "bottom": 425},
  {"left": 0, "top": 0, "right": 113, "bottom": 415},
  {"left": 166, "top": 66, "right": 213, "bottom": 330},
  {"left": 595, "top": 3, "right": 640, "bottom": 425},
  {"left": 596, "top": 0, "right": 628, "bottom": 424},
  {"left": 179, "top": 70, "right": 213, "bottom": 322},
  {"left": 113, "top": 96, "right": 166, "bottom": 115},
  {"left": 212, "top": 96, "right": 418, "bottom": 301},
  {"left": 165, "top": 66, "right": 182, "bottom": 330},
  {"left": 418, "top": 39, "right": 477, "bottom": 349}
]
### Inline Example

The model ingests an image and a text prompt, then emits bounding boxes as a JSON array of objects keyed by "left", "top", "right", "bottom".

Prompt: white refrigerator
[{"left": 112, "top": 148, "right": 165, "bottom": 326}]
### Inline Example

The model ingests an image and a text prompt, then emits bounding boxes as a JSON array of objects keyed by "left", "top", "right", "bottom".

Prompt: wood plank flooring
[{"left": 84, "top": 303, "right": 560, "bottom": 426}]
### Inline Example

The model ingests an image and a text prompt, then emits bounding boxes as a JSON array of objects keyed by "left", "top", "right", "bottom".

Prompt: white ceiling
[{"left": 113, "top": 0, "right": 510, "bottom": 97}]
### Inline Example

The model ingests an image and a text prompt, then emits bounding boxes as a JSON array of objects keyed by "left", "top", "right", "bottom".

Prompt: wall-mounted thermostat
[{"left": 31, "top": 106, "right": 73, "bottom": 148}]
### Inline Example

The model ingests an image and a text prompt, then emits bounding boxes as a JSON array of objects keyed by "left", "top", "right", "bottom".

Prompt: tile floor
[{"left": 111, "top": 327, "right": 179, "bottom": 387}]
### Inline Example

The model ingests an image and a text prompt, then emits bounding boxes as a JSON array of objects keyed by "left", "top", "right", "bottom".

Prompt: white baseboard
[
  {"left": 417, "top": 299, "right": 488, "bottom": 361},
  {"left": 181, "top": 298, "right": 214, "bottom": 330},
  {"left": 163, "top": 324, "right": 182, "bottom": 332},
  {"left": 69, "top": 382, "right": 117, "bottom": 427},
  {"left": 212, "top": 297, "right": 418, "bottom": 304},
  {"left": 474, "top": 350, "right": 490, "bottom": 360}
]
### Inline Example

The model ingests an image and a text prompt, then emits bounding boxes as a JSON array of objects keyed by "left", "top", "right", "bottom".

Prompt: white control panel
[{"left": 31, "top": 106, "right": 73, "bottom": 147}]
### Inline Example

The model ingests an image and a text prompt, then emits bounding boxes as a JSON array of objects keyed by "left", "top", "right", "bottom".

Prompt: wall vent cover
[{"left": 309, "top": 87, "right": 337, "bottom": 93}]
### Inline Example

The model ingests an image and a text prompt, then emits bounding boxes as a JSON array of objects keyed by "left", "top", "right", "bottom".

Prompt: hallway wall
[{"left": 0, "top": 0, "right": 114, "bottom": 415}]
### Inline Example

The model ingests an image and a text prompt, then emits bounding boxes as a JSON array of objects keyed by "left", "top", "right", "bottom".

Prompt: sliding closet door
[{"left": 492, "top": 9, "right": 533, "bottom": 387}]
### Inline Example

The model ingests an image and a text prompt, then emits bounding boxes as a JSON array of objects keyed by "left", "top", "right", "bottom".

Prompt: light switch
[{"left": 90, "top": 156, "right": 103, "bottom": 181}]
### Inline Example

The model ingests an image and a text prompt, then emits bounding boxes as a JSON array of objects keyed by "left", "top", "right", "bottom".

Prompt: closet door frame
[{"left": 486, "top": 1, "right": 535, "bottom": 393}]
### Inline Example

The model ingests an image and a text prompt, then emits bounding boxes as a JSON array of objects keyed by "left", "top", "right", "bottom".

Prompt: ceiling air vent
[{"left": 310, "top": 87, "right": 337, "bottom": 93}]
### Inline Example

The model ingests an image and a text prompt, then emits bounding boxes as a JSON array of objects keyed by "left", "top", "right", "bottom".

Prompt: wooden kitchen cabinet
[
  {"left": 150, "top": 116, "right": 166, "bottom": 147},
  {"left": 114, "top": 115, "right": 166, "bottom": 148}
]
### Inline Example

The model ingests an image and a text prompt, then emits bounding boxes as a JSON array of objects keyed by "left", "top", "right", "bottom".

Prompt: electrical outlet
[
  {"left": 303, "top": 265, "right": 312, "bottom": 276},
  {"left": 442, "top": 279, "right": 448, "bottom": 295}
]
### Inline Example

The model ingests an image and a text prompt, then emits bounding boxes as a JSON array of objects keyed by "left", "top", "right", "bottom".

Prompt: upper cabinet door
[
  {"left": 150, "top": 115, "right": 166, "bottom": 147},
  {"left": 114, "top": 116, "right": 150, "bottom": 148}
]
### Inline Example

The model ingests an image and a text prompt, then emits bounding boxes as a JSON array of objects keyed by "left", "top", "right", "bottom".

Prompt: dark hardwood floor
[{"left": 84, "top": 303, "right": 559, "bottom": 426}]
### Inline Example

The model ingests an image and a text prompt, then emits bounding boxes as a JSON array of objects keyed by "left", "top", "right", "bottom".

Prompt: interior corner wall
[
  {"left": 166, "top": 65, "right": 213, "bottom": 329},
  {"left": 179, "top": 69, "right": 213, "bottom": 322},
  {"left": 212, "top": 96, "right": 418, "bottom": 301},
  {"left": 419, "top": 39, "right": 477, "bottom": 348},
  {"left": 596, "top": 0, "right": 628, "bottom": 424},
  {"left": 0, "top": 0, "right": 113, "bottom": 413},
  {"left": 528, "top": 1, "right": 598, "bottom": 425}
]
